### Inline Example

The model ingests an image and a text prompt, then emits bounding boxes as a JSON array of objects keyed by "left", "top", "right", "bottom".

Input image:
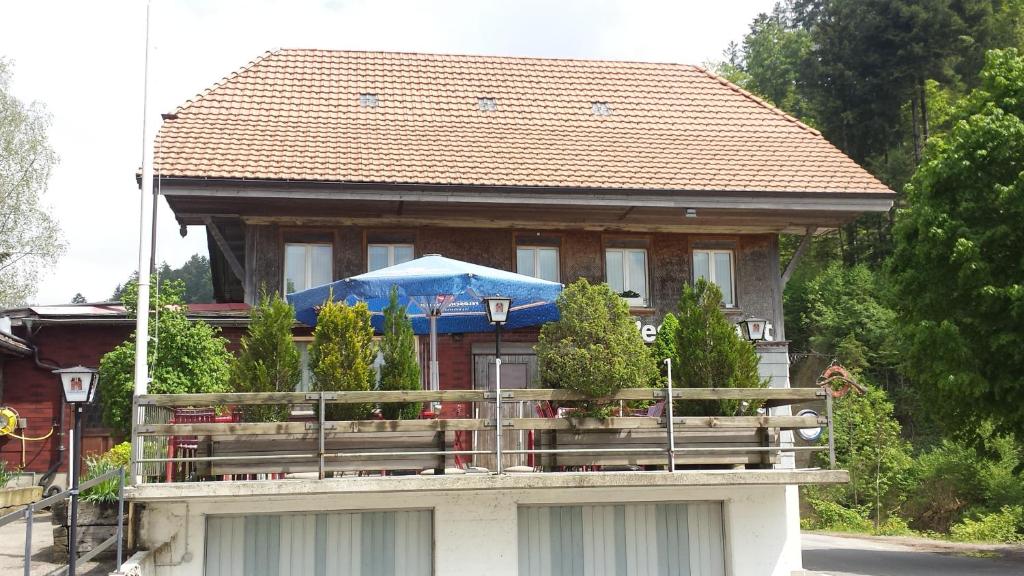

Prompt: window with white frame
[
  {"left": 516, "top": 246, "right": 559, "bottom": 282},
  {"left": 605, "top": 248, "right": 648, "bottom": 306},
  {"left": 283, "top": 243, "right": 332, "bottom": 294},
  {"left": 693, "top": 249, "right": 735, "bottom": 307},
  {"left": 367, "top": 243, "right": 415, "bottom": 272}
]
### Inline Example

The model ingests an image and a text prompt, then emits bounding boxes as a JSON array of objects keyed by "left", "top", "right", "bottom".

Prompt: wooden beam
[
  {"left": 203, "top": 216, "right": 245, "bottom": 282},
  {"left": 136, "top": 387, "right": 824, "bottom": 407},
  {"left": 137, "top": 415, "right": 822, "bottom": 436},
  {"left": 781, "top": 226, "right": 816, "bottom": 289}
]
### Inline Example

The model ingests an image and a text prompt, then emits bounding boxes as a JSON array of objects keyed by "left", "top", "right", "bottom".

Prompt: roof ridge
[
  {"left": 174, "top": 49, "right": 281, "bottom": 114},
  {"left": 693, "top": 65, "right": 822, "bottom": 137},
  {"left": 273, "top": 47, "right": 701, "bottom": 69}
]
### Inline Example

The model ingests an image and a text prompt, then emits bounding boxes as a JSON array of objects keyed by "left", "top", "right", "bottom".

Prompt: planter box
[
  {"left": 0, "top": 485, "right": 42, "bottom": 515},
  {"left": 548, "top": 427, "right": 778, "bottom": 469},
  {"left": 51, "top": 500, "right": 126, "bottom": 562},
  {"left": 209, "top": 431, "right": 453, "bottom": 476}
]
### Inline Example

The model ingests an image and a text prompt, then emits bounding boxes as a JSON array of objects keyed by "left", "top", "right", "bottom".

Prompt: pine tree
[
  {"left": 309, "top": 297, "right": 375, "bottom": 420},
  {"left": 378, "top": 287, "right": 422, "bottom": 420},
  {"left": 231, "top": 292, "right": 301, "bottom": 422},
  {"left": 650, "top": 312, "right": 680, "bottom": 386},
  {"left": 672, "top": 278, "right": 768, "bottom": 416}
]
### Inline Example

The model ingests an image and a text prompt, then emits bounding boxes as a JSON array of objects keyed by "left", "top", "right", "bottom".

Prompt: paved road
[
  {"left": 0, "top": 510, "right": 113, "bottom": 576},
  {"left": 803, "top": 532, "right": 1024, "bottom": 576}
]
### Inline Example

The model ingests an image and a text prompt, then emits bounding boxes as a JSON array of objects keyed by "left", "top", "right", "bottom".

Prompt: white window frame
[
  {"left": 605, "top": 247, "right": 649, "bottom": 307},
  {"left": 283, "top": 242, "right": 332, "bottom": 294},
  {"left": 693, "top": 248, "right": 736, "bottom": 308},
  {"left": 516, "top": 246, "right": 560, "bottom": 282},
  {"left": 367, "top": 243, "right": 415, "bottom": 272}
]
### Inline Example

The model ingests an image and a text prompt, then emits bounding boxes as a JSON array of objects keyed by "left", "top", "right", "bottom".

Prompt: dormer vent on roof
[
  {"left": 591, "top": 102, "right": 612, "bottom": 116},
  {"left": 359, "top": 93, "right": 379, "bottom": 107},
  {"left": 477, "top": 97, "right": 497, "bottom": 112}
]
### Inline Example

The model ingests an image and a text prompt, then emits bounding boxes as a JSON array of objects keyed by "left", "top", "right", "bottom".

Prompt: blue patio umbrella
[{"left": 287, "top": 254, "right": 562, "bottom": 391}]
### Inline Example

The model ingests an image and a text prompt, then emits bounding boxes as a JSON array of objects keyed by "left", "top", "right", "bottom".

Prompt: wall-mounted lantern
[{"left": 739, "top": 317, "right": 768, "bottom": 342}]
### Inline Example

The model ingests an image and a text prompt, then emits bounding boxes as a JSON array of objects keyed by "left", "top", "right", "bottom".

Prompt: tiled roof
[
  {"left": 155, "top": 49, "right": 892, "bottom": 195},
  {"left": 0, "top": 332, "right": 30, "bottom": 356}
]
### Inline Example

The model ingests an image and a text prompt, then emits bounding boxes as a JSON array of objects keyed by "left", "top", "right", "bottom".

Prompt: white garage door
[
  {"left": 518, "top": 502, "right": 725, "bottom": 576},
  {"left": 205, "top": 510, "right": 432, "bottom": 576}
]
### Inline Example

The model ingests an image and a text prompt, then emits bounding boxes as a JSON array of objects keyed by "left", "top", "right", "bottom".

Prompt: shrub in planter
[
  {"left": 231, "top": 292, "right": 301, "bottom": 422},
  {"left": 650, "top": 312, "right": 679, "bottom": 386},
  {"left": 536, "top": 279, "right": 656, "bottom": 415},
  {"left": 309, "top": 297, "right": 375, "bottom": 420},
  {"left": 52, "top": 443, "right": 131, "bottom": 562},
  {"left": 672, "top": 278, "right": 768, "bottom": 416},
  {"left": 378, "top": 287, "right": 422, "bottom": 420},
  {"left": 81, "top": 442, "right": 130, "bottom": 504}
]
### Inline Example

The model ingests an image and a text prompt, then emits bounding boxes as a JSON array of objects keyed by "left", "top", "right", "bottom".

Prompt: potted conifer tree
[{"left": 378, "top": 287, "right": 421, "bottom": 420}]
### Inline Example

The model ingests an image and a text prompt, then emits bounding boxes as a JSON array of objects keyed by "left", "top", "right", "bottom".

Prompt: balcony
[{"left": 130, "top": 387, "right": 845, "bottom": 491}]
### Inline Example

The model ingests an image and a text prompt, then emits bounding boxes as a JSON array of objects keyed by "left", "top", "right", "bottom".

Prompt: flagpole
[{"left": 132, "top": 0, "right": 156, "bottom": 483}]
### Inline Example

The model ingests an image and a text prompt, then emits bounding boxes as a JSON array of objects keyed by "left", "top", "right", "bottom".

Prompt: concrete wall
[{"left": 137, "top": 483, "right": 801, "bottom": 576}]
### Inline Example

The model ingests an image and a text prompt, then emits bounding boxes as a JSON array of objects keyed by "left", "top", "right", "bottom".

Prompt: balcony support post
[
  {"left": 825, "top": 387, "right": 835, "bottom": 469},
  {"left": 318, "top": 392, "right": 326, "bottom": 480},
  {"left": 664, "top": 358, "right": 676, "bottom": 471}
]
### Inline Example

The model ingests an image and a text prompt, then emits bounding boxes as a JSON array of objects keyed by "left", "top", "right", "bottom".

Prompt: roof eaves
[
  {"left": 0, "top": 332, "right": 31, "bottom": 356},
  {"left": 174, "top": 49, "right": 281, "bottom": 115},
  {"left": 694, "top": 65, "right": 822, "bottom": 137}
]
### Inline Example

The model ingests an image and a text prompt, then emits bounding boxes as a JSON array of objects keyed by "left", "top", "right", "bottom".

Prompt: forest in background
[{"left": 710, "top": 0, "right": 1024, "bottom": 541}]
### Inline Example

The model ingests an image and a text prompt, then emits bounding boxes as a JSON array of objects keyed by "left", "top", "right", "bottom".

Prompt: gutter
[
  {"left": 153, "top": 176, "right": 898, "bottom": 201},
  {"left": 18, "top": 332, "right": 66, "bottom": 491}
]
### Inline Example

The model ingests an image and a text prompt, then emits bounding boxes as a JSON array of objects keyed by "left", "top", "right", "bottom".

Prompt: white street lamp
[
  {"left": 52, "top": 365, "right": 98, "bottom": 576},
  {"left": 482, "top": 295, "right": 512, "bottom": 474},
  {"left": 54, "top": 366, "right": 98, "bottom": 405}
]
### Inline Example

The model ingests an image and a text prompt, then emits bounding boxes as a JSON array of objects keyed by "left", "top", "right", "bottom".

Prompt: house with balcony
[{"left": 123, "top": 49, "right": 893, "bottom": 576}]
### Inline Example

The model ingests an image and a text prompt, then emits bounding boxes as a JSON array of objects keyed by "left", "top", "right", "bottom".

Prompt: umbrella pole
[{"left": 429, "top": 315, "right": 439, "bottom": 393}]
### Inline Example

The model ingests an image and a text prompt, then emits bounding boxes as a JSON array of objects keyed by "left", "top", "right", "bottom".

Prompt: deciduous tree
[
  {"left": 0, "top": 59, "right": 63, "bottom": 307},
  {"left": 97, "top": 277, "right": 232, "bottom": 437},
  {"left": 889, "top": 48, "right": 1024, "bottom": 438}
]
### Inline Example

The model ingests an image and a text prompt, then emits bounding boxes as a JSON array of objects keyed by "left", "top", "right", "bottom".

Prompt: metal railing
[
  {"left": 0, "top": 467, "right": 125, "bottom": 576},
  {"left": 131, "top": 381, "right": 835, "bottom": 483}
]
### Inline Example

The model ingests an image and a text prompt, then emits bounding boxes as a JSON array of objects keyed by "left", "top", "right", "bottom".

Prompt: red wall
[
  {"left": 1, "top": 324, "right": 131, "bottom": 474},
  {"left": 0, "top": 323, "right": 246, "bottom": 475}
]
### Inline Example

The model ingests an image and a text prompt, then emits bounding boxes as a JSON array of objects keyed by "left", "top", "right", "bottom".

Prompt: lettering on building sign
[
  {"left": 635, "top": 321, "right": 661, "bottom": 344},
  {"left": 636, "top": 320, "right": 775, "bottom": 344}
]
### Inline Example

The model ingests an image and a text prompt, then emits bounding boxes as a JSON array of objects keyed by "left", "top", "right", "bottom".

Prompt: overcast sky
[{"left": 1, "top": 0, "right": 773, "bottom": 305}]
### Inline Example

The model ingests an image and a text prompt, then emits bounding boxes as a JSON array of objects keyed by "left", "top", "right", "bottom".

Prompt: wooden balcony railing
[{"left": 130, "top": 387, "right": 834, "bottom": 483}]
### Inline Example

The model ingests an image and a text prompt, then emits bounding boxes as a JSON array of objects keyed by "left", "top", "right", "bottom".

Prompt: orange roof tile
[{"left": 155, "top": 49, "right": 892, "bottom": 195}]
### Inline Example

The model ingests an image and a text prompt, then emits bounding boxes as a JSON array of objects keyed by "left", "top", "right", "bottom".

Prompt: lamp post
[
  {"left": 739, "top": 317, "right": 768, "bottom": 342},
  {"left": 483, "top": 296, "right": 511, "bottom": 474},
  {"left": 52, "top": 366, "right": 98, "bottom": 576}
]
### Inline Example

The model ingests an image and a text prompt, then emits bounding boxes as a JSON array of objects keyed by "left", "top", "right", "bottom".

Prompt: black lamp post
[
  {"left": 483, "top": 296, "right": 512, "bottom": 359},
  {"left": 52, "top": 366, "right": 98, "bottom": 576}
]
